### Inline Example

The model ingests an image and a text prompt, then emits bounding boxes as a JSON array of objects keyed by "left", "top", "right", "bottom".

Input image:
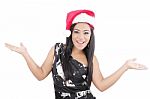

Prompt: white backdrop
[{"left": 0, "top": 0, "right": 150, "bottom": 99}]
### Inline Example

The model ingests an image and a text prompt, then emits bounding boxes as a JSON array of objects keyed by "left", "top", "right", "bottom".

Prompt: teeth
[{"left": 77, "top": 41, "right": 84, "bottom": 44}]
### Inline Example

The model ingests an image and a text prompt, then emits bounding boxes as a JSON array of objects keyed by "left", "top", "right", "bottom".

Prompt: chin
[{"left": 76, "top": 45, "right": 87, "bottom": 50}]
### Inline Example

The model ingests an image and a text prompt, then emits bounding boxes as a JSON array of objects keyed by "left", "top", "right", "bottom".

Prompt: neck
[{"left": 72, "top": 47, "right": 84, "bottom": 55}]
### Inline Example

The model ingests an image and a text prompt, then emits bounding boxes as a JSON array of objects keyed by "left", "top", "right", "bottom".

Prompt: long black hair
[{"left": 61, "top": 23, "right": 95, "bottom": 86}]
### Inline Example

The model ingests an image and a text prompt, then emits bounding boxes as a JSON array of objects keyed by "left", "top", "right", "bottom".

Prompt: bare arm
[
  {"left": 5, "top": 43, "right": 54, "bottom": 81},
  {"left": 92, "top": 55, "right": 147, "bottom": 92}
]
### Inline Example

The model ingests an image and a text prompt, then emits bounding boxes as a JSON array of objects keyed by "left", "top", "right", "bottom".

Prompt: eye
[
  {"left": 73, "top": 30, "right": 79, "bottom": 33},
  {"left": 84, "top": 32, "right": 90, "bottom": 34}
]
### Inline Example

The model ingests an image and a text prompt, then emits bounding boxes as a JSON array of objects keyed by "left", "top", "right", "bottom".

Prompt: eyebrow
[
  {"left": 73, "top": 29, "right": 80, "bottom": 31},
  {"left": 84, "top": 30, "right": 90, "bottom": 32},
  {"left": 73, "top": 29, "right": 90, "bottom": 32}
]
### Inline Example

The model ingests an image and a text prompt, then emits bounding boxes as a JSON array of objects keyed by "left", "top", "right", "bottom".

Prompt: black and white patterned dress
[{"left": 52, "top": 43, "right": 96, "bottom": 99}]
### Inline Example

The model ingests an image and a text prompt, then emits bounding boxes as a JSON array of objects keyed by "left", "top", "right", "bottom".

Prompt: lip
[{"left": 76, "top": 40, "right": 85, "bottom": 44}]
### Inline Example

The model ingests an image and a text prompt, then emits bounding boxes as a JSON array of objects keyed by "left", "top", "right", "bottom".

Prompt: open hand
[
  {"left": 5, "top": 43, "right": 27, "bottom": 55},
  {"left": 124, "top": 58, "right": 148, "bottom": 70}
]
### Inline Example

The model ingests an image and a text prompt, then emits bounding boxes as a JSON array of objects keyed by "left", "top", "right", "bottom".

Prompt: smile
[{"left": 76, "top": 41, "right": 85, "bottom": 44}]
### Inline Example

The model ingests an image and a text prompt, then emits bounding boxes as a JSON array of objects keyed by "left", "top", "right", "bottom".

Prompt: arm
[
  {"left": 5, "top": 43, "right": 54, "bottom": 81},
  {"left": 92, "top": 55, "right": 147, "bottom": 92}
]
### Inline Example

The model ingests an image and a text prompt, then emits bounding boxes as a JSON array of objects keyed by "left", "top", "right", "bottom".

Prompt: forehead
[{"left": 74, "top": 23, "right": 91, "bottom": 30}]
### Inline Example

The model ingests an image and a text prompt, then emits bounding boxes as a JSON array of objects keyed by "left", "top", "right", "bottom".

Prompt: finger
[
  {"left": 5, "top": 43, "right": 10, "bottom": 47},
  {"left": 5, "top": 43, "right": 18, "bottom": 51},
  {"left": 20, "top": 42, "right": 23, "bottom": 47},
  {"left": 5, "top": 43, "right": 13, "bottom": 48},
  {"left": 136, "top": 64, "right": 148, "bottom": 70},
  {"left": 144, "top": 66, "right": 148, "bottom": 70},
  {"left": 126, "top": 58, "right": 136, "bottom": 63},
  {"left": 130, "top": 58, "right": 136, "bottom": 62}
]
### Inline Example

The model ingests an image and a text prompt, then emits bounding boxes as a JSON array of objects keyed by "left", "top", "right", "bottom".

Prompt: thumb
[
  {"left": 20, "top": 42, "right": 24, "bottom": 47},
  {"left": 128, "top": 58, "right": 136, "bottom": 62},
  {"left": 130, "top": 58, "right": 136, "bottom": 62}
]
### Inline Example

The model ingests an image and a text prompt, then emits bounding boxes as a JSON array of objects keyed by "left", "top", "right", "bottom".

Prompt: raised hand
[
  {"left": 124, "top": 58, "right": 148, "bottom": 70},
  {"left": 5, "top": 43, "right": 27, "bottom": 55}
]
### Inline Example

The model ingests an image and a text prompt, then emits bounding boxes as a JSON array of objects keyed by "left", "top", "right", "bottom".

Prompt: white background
[{"left": 0, "top": 0, "right": 150, "bottom": 99}]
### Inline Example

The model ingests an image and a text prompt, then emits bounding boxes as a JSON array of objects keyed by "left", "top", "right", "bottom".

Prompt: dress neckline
[{"left": 70, "top": 56, "right": 88, "bottom": 68}]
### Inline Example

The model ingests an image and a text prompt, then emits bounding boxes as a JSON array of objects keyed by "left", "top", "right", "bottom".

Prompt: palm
[
  {"left": 124, "top": 58, "right": 147, "bottom": 70},
  {"left": 5, "top": 43, "right": 27, "bottom": 55}
]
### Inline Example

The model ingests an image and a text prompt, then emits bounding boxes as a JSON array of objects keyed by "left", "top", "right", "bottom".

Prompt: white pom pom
[{"left": 63, "top": 30, "right": 71, "bottom": 37}]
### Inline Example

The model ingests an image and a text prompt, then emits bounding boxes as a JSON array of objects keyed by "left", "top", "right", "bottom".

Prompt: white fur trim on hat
[{"left": 72, "top": 13, "right": 95, "bottom": 27}]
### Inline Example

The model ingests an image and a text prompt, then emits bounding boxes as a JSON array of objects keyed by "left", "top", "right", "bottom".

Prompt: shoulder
[
  {"left": 47, "top": 45, "right": 55, "bottom": 57},
  {"left": 93, "top": 55, "right": 98, "bottom": 62},
  {"left": 93, "top": 55, "right": 100, "bottom": 66}
]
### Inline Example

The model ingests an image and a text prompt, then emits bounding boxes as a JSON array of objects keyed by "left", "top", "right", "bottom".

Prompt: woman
[{"left": 5, "top": 10, "right": 147, "bottom": 99}]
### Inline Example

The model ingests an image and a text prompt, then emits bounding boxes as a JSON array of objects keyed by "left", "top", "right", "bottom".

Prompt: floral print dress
[{"left": 52, "top": 43, "right": 96, "bottom": 99}]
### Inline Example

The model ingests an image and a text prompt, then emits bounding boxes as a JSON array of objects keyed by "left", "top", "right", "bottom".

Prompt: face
[{"left": 72, "top": 23, "right": 91, "bottom": 51}]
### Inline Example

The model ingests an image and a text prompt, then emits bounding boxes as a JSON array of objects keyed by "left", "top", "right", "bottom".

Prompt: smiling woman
[
  {"left": 72, "top": 23, "right": 92, "bottom": 50},
  {"left": 4, "top": 9, "right": 148, "bottom": 99}
]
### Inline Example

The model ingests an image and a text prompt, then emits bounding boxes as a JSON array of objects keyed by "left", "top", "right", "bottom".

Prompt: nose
[{"left": 78, "top": 33, "right": 85, "bottom": 40}]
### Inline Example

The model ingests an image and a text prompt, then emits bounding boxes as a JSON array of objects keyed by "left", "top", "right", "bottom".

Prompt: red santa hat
[{"left": 64, "top": 9, "right": 95, "bottom": 37}]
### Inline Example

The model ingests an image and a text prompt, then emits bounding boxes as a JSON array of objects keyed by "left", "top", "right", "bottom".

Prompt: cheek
[
  {"left": 71, "top": 35, "right": 76, "bottom": 41},
  {"left": 71, "top": 36, "right": 76, "bottom": 44},
  {"left": 72, "top": 33, "right": 77, "bottom": 39},
  {"left": 86, "top": 36, "right": 91, "bottom": 42}
]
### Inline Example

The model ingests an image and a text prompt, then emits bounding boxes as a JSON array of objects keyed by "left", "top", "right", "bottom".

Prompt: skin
[
  {"left": 71, "top": 23, "right": 92, "bottom": 66},
  {"left": 5, "top": 22, "right": 147, "bottom": 92}
]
